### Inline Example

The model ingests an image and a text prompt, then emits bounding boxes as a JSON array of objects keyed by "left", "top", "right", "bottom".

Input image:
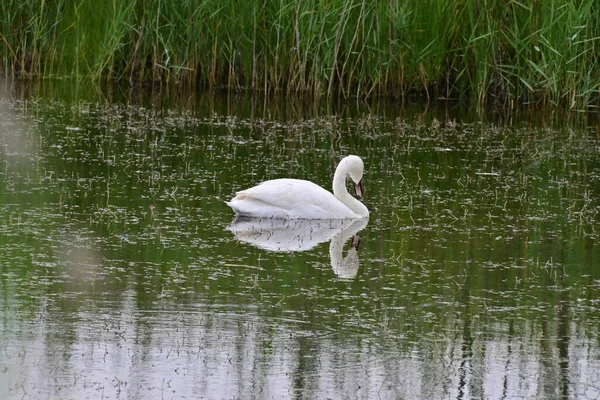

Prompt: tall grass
[{"left": 1, "top": 0, "right": 599, "bottom": 108}]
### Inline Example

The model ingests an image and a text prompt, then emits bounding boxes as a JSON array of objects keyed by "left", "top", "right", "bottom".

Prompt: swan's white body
[{"left": 227, "top": 155, "right": 369, "bottom": 219}]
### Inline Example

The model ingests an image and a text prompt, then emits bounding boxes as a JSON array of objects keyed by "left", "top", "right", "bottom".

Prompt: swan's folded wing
[
  {"left": 233, "top": 179, "right": 304, "bottom": 205},
  {"left": 230, "top": 178, "right": 356, "bottom": 219},
  {"left": 227, "top": 197, "right": 292, "bottom": 219}
]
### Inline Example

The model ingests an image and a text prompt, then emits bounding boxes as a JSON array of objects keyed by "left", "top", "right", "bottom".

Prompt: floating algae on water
[{"left": 1, "top": 93, "right": 600, "bottom": 398}]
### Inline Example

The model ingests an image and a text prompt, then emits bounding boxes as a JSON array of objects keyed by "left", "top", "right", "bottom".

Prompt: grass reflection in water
[{"left": 0, "top": 97, "right": 599, "bottom": 399}]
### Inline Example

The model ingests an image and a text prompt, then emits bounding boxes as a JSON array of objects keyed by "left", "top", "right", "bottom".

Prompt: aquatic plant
[{"left": 1, "top": 0, "right": 599, "bottom": 108}]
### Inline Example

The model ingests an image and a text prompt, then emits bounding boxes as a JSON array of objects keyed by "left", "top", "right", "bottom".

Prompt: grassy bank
[{"left": 1, "top": 0, "right": 599, "bottom": 108}]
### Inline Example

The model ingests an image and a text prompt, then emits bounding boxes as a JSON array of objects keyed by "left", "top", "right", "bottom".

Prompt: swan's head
[{"left": 344, "top": 155, "right": 365, "bottom": 198}]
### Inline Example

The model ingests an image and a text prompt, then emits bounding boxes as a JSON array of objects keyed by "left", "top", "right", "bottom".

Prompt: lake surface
[{"left": 1, "top": 85, "right": 600, "bottom": 399}]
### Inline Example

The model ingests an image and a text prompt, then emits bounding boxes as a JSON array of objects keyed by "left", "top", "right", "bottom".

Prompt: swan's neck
[{"left": 332, "top": 163, "right": 369, "bottom": 217}]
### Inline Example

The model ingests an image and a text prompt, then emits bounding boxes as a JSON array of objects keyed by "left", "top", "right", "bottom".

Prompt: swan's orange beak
[{"left": 355, "top": 179, "right": 364, "bottom": 198}]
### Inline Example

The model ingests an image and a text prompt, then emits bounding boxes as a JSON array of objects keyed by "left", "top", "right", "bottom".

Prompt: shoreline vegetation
[{"left": 1, "top": 0, "right": 599, "bottom": 109}]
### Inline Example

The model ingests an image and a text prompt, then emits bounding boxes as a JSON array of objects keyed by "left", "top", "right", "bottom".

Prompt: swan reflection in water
[{"left": 227, "top": 218, "right": 368, "bottom": 279}]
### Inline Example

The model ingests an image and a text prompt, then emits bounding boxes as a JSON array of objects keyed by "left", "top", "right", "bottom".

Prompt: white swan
[{"left": 227, "top": 155, "right": 369, "bottom": 219}]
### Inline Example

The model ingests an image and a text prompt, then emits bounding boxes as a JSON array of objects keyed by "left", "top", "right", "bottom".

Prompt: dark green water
[{"left": 1, "top": 86, "right": 600, "bottom": 399}]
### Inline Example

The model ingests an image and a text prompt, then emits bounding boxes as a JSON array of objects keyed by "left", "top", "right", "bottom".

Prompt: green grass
[{"left": 1, "top": 0, "right": 600, "bottom": 108}]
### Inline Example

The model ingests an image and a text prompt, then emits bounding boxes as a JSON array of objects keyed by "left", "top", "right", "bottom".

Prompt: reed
[{"left": 1, "top": 0, "right": 599, "bottom": 108}]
